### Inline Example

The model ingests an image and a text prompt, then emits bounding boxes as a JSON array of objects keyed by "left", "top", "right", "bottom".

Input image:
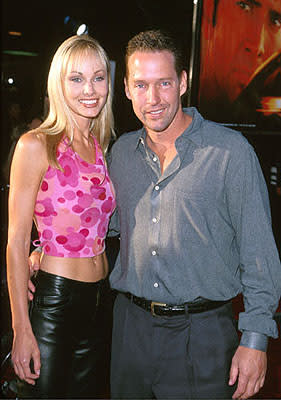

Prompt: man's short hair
[{"left": 125, "top": 29, "right": 185, "bottom": 78}]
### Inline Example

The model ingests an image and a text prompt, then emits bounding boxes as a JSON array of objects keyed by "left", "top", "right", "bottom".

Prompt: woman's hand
[
  {"left": 27, "top": 250, "right": 41, "bottom": 301},
  {"left": 12, "top": 329, "right": 41, "bottom": 385}
]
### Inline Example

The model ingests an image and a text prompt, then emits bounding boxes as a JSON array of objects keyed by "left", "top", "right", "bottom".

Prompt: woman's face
[{"left": 63, "top": 51, "right": 109, "bottom": 125}]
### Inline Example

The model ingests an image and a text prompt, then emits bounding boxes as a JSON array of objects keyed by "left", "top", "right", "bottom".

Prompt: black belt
[{"left": 123, "top": 292, "right": 230, "bottom": 317}]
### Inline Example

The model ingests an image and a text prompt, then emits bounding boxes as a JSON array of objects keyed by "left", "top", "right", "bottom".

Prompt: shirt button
[
  {"left": 153, "top": 282, "right": 159, "bottom": 288},
  {"left": 153, "top": 156, "right": 157, "bottom": 162},
  {"left": 151, "top": 250, "right": 157, "bottom": 256},
  {"left": 155, "top": 185, "right": 160, "bottom": 191},
  {"left": 152, "top": 217, "right": 157, "bottom": 223}
]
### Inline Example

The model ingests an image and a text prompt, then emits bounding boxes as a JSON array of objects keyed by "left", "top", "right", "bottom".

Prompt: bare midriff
[{"left": 39, "top": 251, "right": 109, "bottom": 282}]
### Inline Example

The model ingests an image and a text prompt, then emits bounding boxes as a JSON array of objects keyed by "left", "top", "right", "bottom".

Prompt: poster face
[{"left": 195, "top": 0, "right": 281, "bottom": 131}]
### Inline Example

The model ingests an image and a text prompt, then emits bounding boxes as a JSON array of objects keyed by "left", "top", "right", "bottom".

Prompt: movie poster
[{"left": 192, "top": 0, "right": 281, "bottom": 132}]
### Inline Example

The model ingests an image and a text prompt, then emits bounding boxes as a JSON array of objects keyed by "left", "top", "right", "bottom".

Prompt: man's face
[
  {"left": 124, "top": 50, "right": 187, "bottom": 135},
  {"left": 205, "top": 0, "right": 281, "bottom": 102}
]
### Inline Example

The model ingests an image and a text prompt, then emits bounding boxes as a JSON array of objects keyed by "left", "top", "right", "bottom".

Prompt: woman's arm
[{"left": 6, "top": 131, "right": 48, "bottom": 385}]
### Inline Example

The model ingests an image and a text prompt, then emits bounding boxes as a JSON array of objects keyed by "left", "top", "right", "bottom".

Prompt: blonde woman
[{"left": 6, "top": 35, "right": 116, "bottom": 398}]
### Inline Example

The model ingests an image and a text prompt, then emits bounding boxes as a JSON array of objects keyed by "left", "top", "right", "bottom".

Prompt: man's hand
[
  {"left": 27, "top": 250, "right": 41, "bottom": 301},
  {"left": 229, "top": 345, "right": 267, "bottom": 399}
]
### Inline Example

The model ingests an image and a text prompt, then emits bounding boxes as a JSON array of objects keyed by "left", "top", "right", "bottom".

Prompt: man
[
  {"left": 199, "top": 0, "right": 281, "bottom": 121},
  {"left": 29, "top": 30, "right": 280, "bottom": 399},
  {"left": 108, "top": 29, "right": 281, "bottom": 399}
]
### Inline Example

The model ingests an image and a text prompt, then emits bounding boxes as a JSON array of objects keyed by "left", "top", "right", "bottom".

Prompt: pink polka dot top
[{"left": 34, "top": 135, "right": 116, "bottom": 257}]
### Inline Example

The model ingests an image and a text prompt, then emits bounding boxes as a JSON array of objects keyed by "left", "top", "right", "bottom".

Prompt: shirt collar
[
  {"left": 135, "top": 127, "right": 148, "bottom": 151},
  {"left": 178, "top": 107, "right": 204, "bottom": 147}
]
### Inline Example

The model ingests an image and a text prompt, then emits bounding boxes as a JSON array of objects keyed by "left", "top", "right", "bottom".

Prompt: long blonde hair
[{"left": 35, "top": 34, "right": 114, "bottom": 168}]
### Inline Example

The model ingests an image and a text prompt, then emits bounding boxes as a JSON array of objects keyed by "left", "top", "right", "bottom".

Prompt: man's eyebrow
[
  {"left": 244, "top": 0, "right": 262, "bottom": 7},
  {"left": 246, "top": 0, "right": 281, "bottom": 17},
  {"left": 213, "top": 0, "right": 261, "bottom": 26}
]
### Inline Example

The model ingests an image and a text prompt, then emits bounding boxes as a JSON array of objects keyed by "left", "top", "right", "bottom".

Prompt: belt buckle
[{"left": 150, "top": 301, "right": 167, "bottom": 317}]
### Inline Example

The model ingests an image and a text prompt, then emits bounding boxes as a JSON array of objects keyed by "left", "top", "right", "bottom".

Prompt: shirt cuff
[{"left": 240, "top": 331, "right": 268, "bottom": 352}]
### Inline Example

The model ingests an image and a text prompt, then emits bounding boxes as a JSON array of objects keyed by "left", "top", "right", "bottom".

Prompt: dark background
[{"left": 1, "top": 0, "right": 194, "bottom": 139}]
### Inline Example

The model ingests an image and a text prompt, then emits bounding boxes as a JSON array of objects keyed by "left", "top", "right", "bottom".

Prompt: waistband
[
  {"left": 123, "top": 292, "right": 230, "bottom": 317},
  {"left": 35, "top": 269, "right": 104, "bottom": 290}
]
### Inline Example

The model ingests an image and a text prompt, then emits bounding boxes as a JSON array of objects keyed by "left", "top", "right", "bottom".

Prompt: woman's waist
[
  {"left": 40, "top": 252, "right": 108, "bottom": 282},
  {"left": 32, "top": 269, "right": 108, "bottom": 304}
]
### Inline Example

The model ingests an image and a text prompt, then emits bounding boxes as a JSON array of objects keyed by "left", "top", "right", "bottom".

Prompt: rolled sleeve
[
  {"left": 240, "top": 331, "right": 268, "bottom": 352},
  {"left": 226, "top": 143, "right": 281, "bottom": 338}
]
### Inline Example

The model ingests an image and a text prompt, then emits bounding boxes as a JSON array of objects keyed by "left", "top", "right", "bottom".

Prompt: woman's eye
[{"left": 70, "top": 77, "right": 82, "bottom": 82}]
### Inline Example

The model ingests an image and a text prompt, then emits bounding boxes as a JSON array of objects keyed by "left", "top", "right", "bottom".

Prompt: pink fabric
[{"left": 34, "top": 136, "right": 115, "bottom": 257}]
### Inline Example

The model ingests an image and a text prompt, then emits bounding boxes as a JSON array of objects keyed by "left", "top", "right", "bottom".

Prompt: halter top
[{"left": 34, "top": 135, "right": 116, "bottom": 257}]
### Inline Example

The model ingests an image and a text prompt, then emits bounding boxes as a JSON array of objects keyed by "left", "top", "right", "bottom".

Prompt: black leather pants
[{"left": 18, "top": 269, "right": 111, "bottom": 399}]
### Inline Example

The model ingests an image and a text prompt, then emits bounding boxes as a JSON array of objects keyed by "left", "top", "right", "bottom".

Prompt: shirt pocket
[{"left": 173, "top": 188, "right": 215, "bottom": 242}]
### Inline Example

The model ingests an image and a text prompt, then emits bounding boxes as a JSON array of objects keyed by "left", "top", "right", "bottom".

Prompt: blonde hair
[{"left": 34, "top": 34, "right": 114, "bottom": 168}]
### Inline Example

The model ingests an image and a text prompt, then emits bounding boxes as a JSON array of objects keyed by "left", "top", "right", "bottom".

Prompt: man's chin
[{"left": 144, "top": 118, "right": 167, "bottom": 133}]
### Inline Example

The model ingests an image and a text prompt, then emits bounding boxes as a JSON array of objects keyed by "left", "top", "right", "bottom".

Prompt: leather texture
[{"left": 18, "top": 270, "right": 110, "bottom": 399}]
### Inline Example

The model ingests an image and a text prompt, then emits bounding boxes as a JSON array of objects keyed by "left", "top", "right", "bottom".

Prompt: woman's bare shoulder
[
  {"left": 17, "top": 130, "right": 47, "bottom": 152},
  {"left": 14, "top": 131, "right": 49, "bottom": 172}
]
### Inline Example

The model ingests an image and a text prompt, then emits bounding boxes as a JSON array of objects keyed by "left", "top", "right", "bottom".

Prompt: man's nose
[
  {"left": 245, "top": 22, "right": 265, "bottom": 58},
  {"left": 147, "top": 85, "right": 160, "bottom": 104},
  {"left": 257, "top": 24, "right": 265, "bottom": 57}
]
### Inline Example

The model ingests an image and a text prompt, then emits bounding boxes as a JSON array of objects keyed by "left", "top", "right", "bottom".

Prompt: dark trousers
[
  {"left": 18, "top": 270, "right": 111, "bottom": 399},
  {"left": 111, "top": 293, "right": 239, "bottom": 399}
]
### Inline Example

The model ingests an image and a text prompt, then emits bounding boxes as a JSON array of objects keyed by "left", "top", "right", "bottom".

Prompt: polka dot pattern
[{"left": 34, "top": 136, "right": 116, "bottom": 257}]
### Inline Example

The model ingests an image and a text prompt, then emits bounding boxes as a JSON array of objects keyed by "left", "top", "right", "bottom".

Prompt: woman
[{"left": 6, "top": 34, "right": 116, "bottom": 398}]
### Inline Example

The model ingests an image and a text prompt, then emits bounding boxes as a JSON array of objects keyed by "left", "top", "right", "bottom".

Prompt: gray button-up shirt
[{"left": 108, "top": 107, "right": 281, "bottom": 344}]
